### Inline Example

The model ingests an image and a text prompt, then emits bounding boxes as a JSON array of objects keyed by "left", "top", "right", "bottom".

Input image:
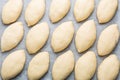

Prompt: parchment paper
[{"left": 0, "top": 0, "right": 120, "bottom": 80}]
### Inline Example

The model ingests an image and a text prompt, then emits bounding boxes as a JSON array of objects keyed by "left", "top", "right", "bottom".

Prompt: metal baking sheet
[{"left": 0, "top": 0, "right": 120, "bottom": 80}]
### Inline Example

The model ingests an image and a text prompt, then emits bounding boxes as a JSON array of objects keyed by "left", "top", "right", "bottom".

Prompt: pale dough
[
  {"left": 1, "top": 22, "right": 24, "bottom": 52},
  {"left": 75, "top": 20, "right": 96, "bottom": 53},
  {"left": 26, "top": 22, "right": 49, "bottom": 54},
  {"left": 74, "top": 0, "right": 94, "bottom": 22},
  {"left": 25, "top": 0, "right": 45, "bottom": 27},
  {"left": 75, "top": 51, "right": 97, "bottom": 80},
  {"left": 97, "top": 24, "right": 119, "bottom": 56},
  {"left": 1, "top": 50, "right": 26, "bottom": 80},
  {"left": 52, "top": 50, "right": 74, "bottom": 80},
  {"left": 97, "top": 0, "right": 118, "bottom": 23},
  {"left": 98, "top": 54, "right": 119, "bottom": 80},
  {"left": 2, "top": 0, "right": 23, "bottom": 24},
  {"left": 28, "top": 52, "right": 50, "bottom": 80},
  {"left": 51, "top": 21, "right": 74, "bottom": 52},
  {"left": 49, "top": 0, "right": 70, "bottom": 23}
]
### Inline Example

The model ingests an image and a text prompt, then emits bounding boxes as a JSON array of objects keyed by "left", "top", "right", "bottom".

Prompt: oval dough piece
[
  {"left": 51, "top": 21, "right": 74, "bottom": 52},
  {"left": 97, "top": 0, "right": 118, "bottom": 23},
  {"left": 26, "top": 22, "right": 49, "bottom": 54},
  {"left": 2, "top": 0, "right": 23, "bottom": 24},
  {"left": 49, "top": 0, "right": 70, "bottom": 23},
  {"left": 98, "top": 54, "right": 119, "bottom": 80},
  {"left": 1, "top": 22, "right": 24, "bottom": 52},
  {"left": 74, "top": 0, "right": 94, "bottom": 22},
  {"left": 1, "top": 50, "right": 26, "bottom": 80},
  {"left": 97, "top": 24, "right": 119, "bottom": 56},
  {"left": 25, "top": 0, "right": 45, "bottom": 27},
  {"left": 75, "top": 51, "right": 97, "bottom": 80},
  {"left": 75, "top": 20, "right": 96, "bottom": 53},
  {"left": 28, "top": 52, "right": 50, "bottom": 80},
  {"left": 52, "top": 50, "right": 74, "bottom": 80}
]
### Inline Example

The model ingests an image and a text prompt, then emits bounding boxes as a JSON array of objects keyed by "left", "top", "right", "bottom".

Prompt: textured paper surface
[{"left": 0, "top": 0, "right": 120, "bottom": 80}]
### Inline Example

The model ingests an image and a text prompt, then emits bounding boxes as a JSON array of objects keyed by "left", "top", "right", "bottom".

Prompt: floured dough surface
[
  {"left": 51, "top": 21, "right": 74, "bottom": 52},
  {"left": 2, "top": 0, "right": 23, "bottom": 24},
  {"left": 49, "top": 0, "right": 70, "bottom": 23},
  {"left": 1, "top": 50, "right": 26, "bottom": 80},
  {"left": 25, "top": 0, "right": 45, "bottom": 26},
  {"left": 52, "top": 50, "right": 74, "bottom": 80},
  {"left": 26, "top": 22, "right": 49, "bottom": 54},
  {"left": 1, "top": 22, "right": 24, "bottom": 52},
  {"left": 28, "top": 52, "right": 50, "bottom": 80},
  {"left": 97, "top": 0, "right": 118, "bottom": 23},
  {"left": 74, "top": 0, "right": 94, "bottom": 22},
  {"left": 98, "top": 54, "right": 119, "bottom": 80},
  {"left": 75, "top": 51, "right": 97, "bottom": 80},
  {"left": 97, "top": 24, "right": 119, "bottom": 56},
  {"left": 75, "top": 20, "right": 96, "bottom": 53}
]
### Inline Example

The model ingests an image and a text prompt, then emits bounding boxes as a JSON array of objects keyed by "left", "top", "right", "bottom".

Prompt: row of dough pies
[
  {"left": 1, "top": 20, "right": 119, "bottom": 56},
  {"left": 0, "top": 20, "right": 119, "bottom": 79},
  {"left": 1, "top": 50, "right": 120, "bottom": 80},
  {"left": 2, "top": 0, "right": 118, "bottom": 26}
]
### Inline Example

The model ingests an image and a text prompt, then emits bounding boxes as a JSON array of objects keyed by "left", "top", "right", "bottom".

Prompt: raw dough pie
[
  {"left": 2, "top": 0, "right": 23, "bottom": 24},
  {"left": 74, "top": 0, "right": 94, "bottom": 22},
  {"left": 75, "top": 20, "right": 96, "bottom": 53},
  {"left": 97, "top": 0, "right": 118, "bottom": 23},
  {"left": 28, "top": 52, "right": 50, "bottom": 80},
  {"left": 52, "top": 50, "right": 74, "bottom": 80},
  {"left": 49, "top": 0, "right": 70, "bottom": 23},
  {"left": 97, "top": 24, "right": 119, "bottom": 56},
  {"left": 1, "top": 22, "right": 24, "bottom": 52},
  {"left": 51, "top": 21, "right": 74, "bottom": 52},
  {"left": 26, "top": 22, "right": 49, "bottom": 54},
  {"left": 98, "top": 54, "right": 119, "bottom": 80},
  {"left": 1, "top": 50, "right": 26, "bottom": 80},
  {"left": 75, "top": 51, "right": 97, "bottom": 80},
  {"left": 25, "top": 0, "right": 45, "bottom": 27}
]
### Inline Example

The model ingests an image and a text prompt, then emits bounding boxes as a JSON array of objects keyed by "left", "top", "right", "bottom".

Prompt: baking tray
[{"left": 0, "top": 0, "right": 120, "bottom": 80}]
